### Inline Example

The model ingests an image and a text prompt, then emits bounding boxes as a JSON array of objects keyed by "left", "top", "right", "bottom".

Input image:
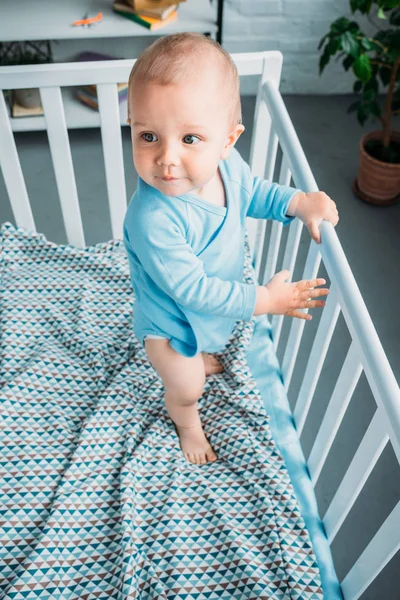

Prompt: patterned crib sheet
[{"left": 0, "top": 222, "right": 323, "bottom": 599}]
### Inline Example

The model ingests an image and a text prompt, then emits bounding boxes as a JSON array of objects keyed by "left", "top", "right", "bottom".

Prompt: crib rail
[{"left": 258, "top": 79, "right": 400, "bottom": 600}]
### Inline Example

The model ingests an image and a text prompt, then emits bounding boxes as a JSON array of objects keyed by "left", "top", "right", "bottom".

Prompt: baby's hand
[
  {"left": 290, "top": 191, "right": 339, "bottom": 244},
  {"left": 254, "top": 270, "right": 330, "bottom": 319}
]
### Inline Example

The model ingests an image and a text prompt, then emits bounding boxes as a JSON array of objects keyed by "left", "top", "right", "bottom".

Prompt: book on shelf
[
  {"left": 75, "top": 84, "right": 128, "bottom": 111},
  {"left": 75, "top": 89, "right": 128, "bottom": 111},
  {"left": 123, "top": 0, "right": 186, "bottom": 10},
  {"left": 10, "top": 92, "right": 44, "bottom": 118},
  {"left": 113, "top": 0, "right": 178, "bottom": 19},
  {"left": 75, "top": 50, "right": 125, "bottom": 63},
  {"left": 113, "top": 2, "right": 179, "bottom": 29},
  {"left": 73, "top": 51, "right": 129, "bottom": 111},
  {"left": 113, "top": 8, "right": 178, "bottom": 29}
]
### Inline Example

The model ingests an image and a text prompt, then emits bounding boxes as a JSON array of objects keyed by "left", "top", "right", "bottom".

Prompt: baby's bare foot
[
  {"left": 175, "top": 422, "right": 218, "bottom": 465},
  {"left": 201, "top": 352, "right": 224, "bottom": 376}
]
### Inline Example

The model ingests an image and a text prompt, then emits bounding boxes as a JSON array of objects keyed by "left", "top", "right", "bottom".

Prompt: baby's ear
[
  {"left": 126, "top": 117, "right": 131, "bottom": 125},
  {"left": 221, "top": 124, "right": 245, "bottom": 160}
]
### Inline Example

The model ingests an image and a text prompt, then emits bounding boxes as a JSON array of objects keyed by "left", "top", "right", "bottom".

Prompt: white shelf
[
  {"left": 7, "top": 86, "right": 131, "bottom": 132},
  {"left": 0, "top": 0, "right": 217, "bottom": 42},
  {"left": 1, "top": 0, "right": 220, "bottom": 131}
]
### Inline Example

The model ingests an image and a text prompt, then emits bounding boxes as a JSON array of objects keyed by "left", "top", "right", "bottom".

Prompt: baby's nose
[{"left": 157, "top": 143, "right": 181, "bottom": 167}]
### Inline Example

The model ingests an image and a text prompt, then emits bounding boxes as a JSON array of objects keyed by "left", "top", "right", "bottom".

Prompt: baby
[{"left": 123, "top": 33, "right": 339, "bottom": 466}]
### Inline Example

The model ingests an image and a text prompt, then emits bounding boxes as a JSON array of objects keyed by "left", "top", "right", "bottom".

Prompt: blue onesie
[{"left": 123, "top": 146, "right": 301, "bottom": 358}]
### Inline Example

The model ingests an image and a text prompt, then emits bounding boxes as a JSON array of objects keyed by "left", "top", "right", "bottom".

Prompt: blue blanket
[{"left": 0, "top": 222, "right": 323, "bottom": 599}]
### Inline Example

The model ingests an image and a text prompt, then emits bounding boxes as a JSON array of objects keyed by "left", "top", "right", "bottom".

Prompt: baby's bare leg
[{"left": 144, "top": 339, "right": 217, "bottom": 465}]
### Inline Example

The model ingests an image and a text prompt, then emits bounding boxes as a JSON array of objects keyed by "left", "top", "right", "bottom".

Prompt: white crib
[{"left": 0, "top": 51, "right": 399, "bottom": 600}]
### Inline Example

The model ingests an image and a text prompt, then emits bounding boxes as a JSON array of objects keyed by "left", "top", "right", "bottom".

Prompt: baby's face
[{"left": 128, "top": 71, "right": 243, "bottom": 197}]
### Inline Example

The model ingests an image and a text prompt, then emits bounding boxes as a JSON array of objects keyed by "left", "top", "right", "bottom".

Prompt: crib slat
[
  {"left": 294, "top": 285, "right": 341, "bottom": 436},
  {"left": 307, "top": 340, "right": 362, "bottom": 486},
  {"left": 0, "top": 91, "right": 36, "bottom": 232},
  {"left": 40, "top": 86, "right": 85, "bottom": 247},
  {"left": 261, "top": 152, "right": 291, "bottom": 284},
  {"left": 281, "top": 240, "right": 322, "bottom": 390},
  {"left": 253, "top": 132, "right": 278, "bottom": 278},
  {"left": 324, "top": 408, "right": 389, "bottom": 546},
  {"left": 340, "top": 498, "right": 400, "bottom": 600},
  {"left": 262, "top": 220, "right": 281, "bottom": 283},
  {"left": 96, "top": 83, "right": 127, "bottom": 240},
  {"left": 247, "top": 54, "right": 282, "bottom": 266},
  {"left": 245, "top": 99, "right": 271, "bottom": 263},
  {"left": 253, "top": 128, "right": 279, "bottom": 276},
  {"left": 246, "top": 132, "right": 275, "bottom": 272},
  {"left": 271, "top": 218, "right": 303, "bottom": 350}
]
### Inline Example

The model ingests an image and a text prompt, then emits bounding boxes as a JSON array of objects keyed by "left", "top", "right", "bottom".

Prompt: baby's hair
[{"left": 127, "top": 32, "right": 242, "bottom": 129}]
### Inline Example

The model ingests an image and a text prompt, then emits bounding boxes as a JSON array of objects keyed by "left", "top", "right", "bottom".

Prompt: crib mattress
[{"left": 0, "top": 222, "right": 335, "bottom": 599}]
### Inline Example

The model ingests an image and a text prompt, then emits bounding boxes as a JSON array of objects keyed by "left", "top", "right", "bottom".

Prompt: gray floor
[{"left": 0, "top": 95, "right": 399, "bottom": 598}]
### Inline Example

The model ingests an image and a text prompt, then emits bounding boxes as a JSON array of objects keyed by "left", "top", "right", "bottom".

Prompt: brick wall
[{"left": 222, "top": 0, "right": 377, "bottom": 94}]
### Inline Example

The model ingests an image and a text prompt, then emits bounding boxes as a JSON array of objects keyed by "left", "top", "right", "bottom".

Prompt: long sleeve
[
  {"left": 247, "top": 176, "right": 300, "bottom": 225},
  {"left": 233, "top": 149, "right": 301, "bottom": 225},
  {"left": 123, "top": 206, "right": 257, "bottom": 322}
]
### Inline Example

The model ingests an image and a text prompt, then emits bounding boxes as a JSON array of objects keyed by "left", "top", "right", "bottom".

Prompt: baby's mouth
[{"left": 159, "top": 176, "right": 180, "bottom": 182}]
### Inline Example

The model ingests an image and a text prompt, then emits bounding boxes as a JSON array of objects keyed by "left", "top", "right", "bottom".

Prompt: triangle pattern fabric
[{"left": 0, "top": 222, "right": 323, "bottom": 598}]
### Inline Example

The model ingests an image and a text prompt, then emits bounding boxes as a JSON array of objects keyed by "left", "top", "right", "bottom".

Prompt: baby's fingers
[
  {"left": 287, "top": 309, "right": 313, "bottom": 321},
  {"left": 299, "top": 286, "right": 330, "bottom": 301},
  {"left": 298, "top": 298, "right": 326, "bottom": 309},
  {"left": 297, "top": 277, "right": 326, "bottom": 291}
]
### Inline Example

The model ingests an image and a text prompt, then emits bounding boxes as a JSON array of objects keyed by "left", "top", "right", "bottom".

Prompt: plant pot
[
  {"left": 14, "top": 88, "right": 42, "bottom": 109},
  {"left": 353, "top": 130, "right": 400, "bottom": 206}
]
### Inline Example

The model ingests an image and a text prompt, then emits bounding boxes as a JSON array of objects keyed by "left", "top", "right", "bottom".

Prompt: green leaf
[
  {"left": 375, "top": 29, "right": 400, "bottom": 53},
  {"left": 328, "top": 37, "right": 341, "bottom": 55},
  {"left": 363, "top": 88, "right": 377, "bottom": 101},
  {"left": 319, "top": 46, "right": 331, "bottom": 74},
  {"left": 350, "top": 0, "right": 358, "bottom": 13},
  {"left": 331, "top": 17, "right": 352, "bottom": 35},
  {"left": 344, "top": 55, "right": 355, "bottom": 71},
  {"left": 364, "top": 75, "right": 379, "bottom": 92},
  {"left": 318, "top": 33, "right": 329, "bottom": 51},
  {"left": 341, "top": 31, "right": 360, "bottom": 57},
  {"left": 389, "top": 7, "right": 400, "bottom": 26},
  {"left": 350, "top": 0, "right": 373, "bottom": 14},
  {"left": 357, "top": 103, "right": 371, "bottom": 126},
  {"left": 384, "top": 0, "right": 400, "bottom": 9},
  {"left": 353, "top": 79, "right": 363, "bottom": 92},
  {"left": 360, "top": 37, "right": 375, "bottom": 51},
  {"left": 379, "top": 65, "right": 392, "bottom": 86},
  {"left": 369, "top": 101, "right": 382, "bottom": 117},
  {"left": 353, "top": 54, "right": 372, "bottom": 82},
  {"left": 392, "top": 96, "right": 400, "bottom": 111},
  {"left": 377, "top": 7, "right": 386, "bottom": 19},
  {"left": 387, "top": 30, "right": 400, "bottom": 52}
]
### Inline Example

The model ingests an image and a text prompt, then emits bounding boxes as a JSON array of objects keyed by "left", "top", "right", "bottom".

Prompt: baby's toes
[
  {"left": 183, "top": 450, "right": 217, "bottom": 465},
  {"left": 206, "top": 447, "right": 218, "bottom": 462},
  {"left": 185, "top": 452, "right": 198, "bottom": 464}
]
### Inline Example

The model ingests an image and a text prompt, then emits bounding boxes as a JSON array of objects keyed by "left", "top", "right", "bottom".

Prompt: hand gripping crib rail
[{"left": 0, "top": 51, "right": 399, "bottom": 600}]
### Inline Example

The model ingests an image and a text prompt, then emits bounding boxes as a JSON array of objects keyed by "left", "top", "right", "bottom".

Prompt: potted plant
[
  {"left": 0, "top": 41, "right": 53, "bottom": 109},
  {"left": 318, "top": 0, "right": 400, "bottom": 205}
]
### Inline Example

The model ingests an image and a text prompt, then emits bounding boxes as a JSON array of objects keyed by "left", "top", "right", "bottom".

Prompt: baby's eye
[
  {"left": 183, "top": 135, "right": 201, "bottom": 145},
  {"left": 141, "top": 132, "right": 157, "bottom": 143}
]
